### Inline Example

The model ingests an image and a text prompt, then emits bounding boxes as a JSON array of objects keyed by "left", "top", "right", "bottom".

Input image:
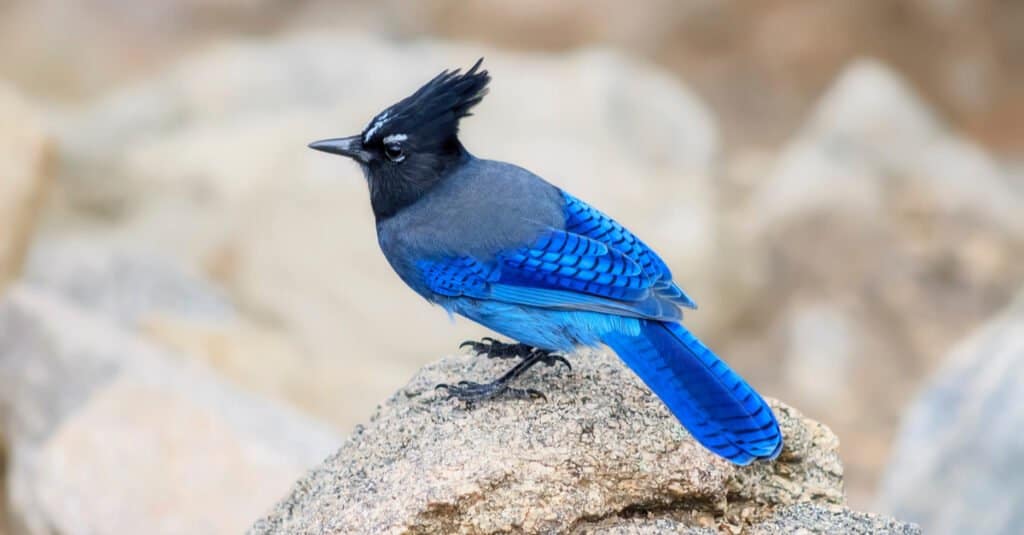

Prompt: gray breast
[{"left": 379, "top": 158, "right": 565, "bottom": 261}]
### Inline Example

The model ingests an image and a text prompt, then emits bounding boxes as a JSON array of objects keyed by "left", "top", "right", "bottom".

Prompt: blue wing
[
  {"left": 418, "top": 228, "right": 683, "bottom": 321},
  {"left": 561, "top": 191, "right": 696, "bottom": 309}
]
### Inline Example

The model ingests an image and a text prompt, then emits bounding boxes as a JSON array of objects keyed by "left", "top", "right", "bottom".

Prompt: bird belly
[{"left": 442, "top": 298, "right": 642, "bottom": 353}]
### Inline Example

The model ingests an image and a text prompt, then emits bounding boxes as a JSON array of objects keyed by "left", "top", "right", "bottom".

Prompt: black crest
[{"left": 361, "top": 59, "right": 490, "bottom": 147}]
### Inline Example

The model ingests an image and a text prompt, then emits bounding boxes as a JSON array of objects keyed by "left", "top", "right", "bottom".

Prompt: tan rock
[
  {"left": 749, "top": 59, "right": 1024, "bottom": 234},
  {"left": 0, "top": 286, "right": 340, "bottom": 535},
  {"left": 0, "top": 83, "right": 52, "bottom": 293},
  {"left": 140, "top": 315, "right": 366, "bottom": 430},
  {"left": 250, "top": 351, "right": 917, "bottom": 534}
]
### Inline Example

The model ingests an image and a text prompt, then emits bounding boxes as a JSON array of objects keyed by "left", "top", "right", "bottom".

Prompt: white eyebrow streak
[
  {"left": 363, "top": 111, "right": 390, "bottom": 143},
  {"left": 382, "top": 133, "right": 407, "bottom": 144}
]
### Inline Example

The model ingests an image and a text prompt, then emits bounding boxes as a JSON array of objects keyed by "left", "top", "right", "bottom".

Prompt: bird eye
[{"left": 384, "top": 144, "right": 405, "bottom": 162}]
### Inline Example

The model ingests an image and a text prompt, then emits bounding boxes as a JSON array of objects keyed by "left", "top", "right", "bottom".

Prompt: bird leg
[
  {"left": 459, "top": 337, "right": 572, "bottom": 369},
  {"left": 437, "top": 348, "right": 570, "bottom": 402}
]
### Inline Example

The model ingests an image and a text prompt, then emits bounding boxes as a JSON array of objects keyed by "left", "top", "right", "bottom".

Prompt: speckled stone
[{"left": 248, "top": 351, "right": 908, "bottom": 534}]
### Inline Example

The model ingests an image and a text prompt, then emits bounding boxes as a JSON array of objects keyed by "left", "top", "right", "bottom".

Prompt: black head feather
[
  {"left": 361, "top": 58, "right": 490, "bottom": 149},
  {"left": 335, "top": 59, "right": 491, "bottom": 220}
]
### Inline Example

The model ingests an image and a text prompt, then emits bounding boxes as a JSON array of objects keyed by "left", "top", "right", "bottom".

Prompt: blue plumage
[
  {"left": 605, "top": 322, "right": 782, "bottom": 463},
  {"left": 562, "top": 192, "right": 697, "bottom": 309},
  {"left": 309, "top": 59, "right": 782, "bottom": 465}
]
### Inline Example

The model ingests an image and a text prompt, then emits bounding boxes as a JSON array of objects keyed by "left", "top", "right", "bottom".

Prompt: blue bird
[{"left": 309, "top": 59, "right": 782, "bottom": 465}]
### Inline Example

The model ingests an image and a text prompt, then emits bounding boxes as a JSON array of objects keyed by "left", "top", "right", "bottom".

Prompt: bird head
[{"left": 309, "top": 59, "right": 490, "bottom": 219}]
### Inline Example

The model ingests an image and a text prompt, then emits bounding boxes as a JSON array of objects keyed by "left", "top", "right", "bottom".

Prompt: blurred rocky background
[{"left": 0, "top": 1, "right": 1021, "bottom": 533}]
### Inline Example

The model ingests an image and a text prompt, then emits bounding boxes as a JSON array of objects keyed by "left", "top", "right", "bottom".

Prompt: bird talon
[
  {"left": 534, "top": 353, "right": 571, "bottom": 370},
  {"left": 551, "top": 356, "right": 572, "bottom": 370},
  {"left": 439, "top": 340, "right": 566, "bottom": 404}
]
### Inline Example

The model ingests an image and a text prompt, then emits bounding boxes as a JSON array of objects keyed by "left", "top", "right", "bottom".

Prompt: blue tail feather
[{"left": 603, "top": 321, "right": 782, "bottom": 465}]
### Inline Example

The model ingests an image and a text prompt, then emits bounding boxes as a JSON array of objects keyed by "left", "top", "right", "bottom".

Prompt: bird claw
[
  {"left": 459, "top": 339, "right": 570, "bottom": 371},
  {"left": 438, "top": 343, "right": 567, "bottom": 404},
  {"left": 459, "top": 336, "right": 498, "bottom": 351},
  {"left": 535, "top": 352, "right": 572, "bottom": 371}
]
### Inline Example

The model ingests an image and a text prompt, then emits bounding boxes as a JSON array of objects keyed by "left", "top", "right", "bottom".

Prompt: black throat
[{"left": 369, "top": 140, "right": 469, "bottom": 221}]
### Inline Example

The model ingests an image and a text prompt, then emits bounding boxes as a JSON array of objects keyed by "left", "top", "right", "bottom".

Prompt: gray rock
[
  {"left": 562, "top": 503, "right": 921, "bottom": 534},
  {"left": 0, "top": 285, "right": 340, "bottom": 535},
  {"left": 250, "top": 350, "right": 911, "bottom": 534},
  {"left": 23, "top": 238, "right": 234, "bottom": 326},
  {"left": 576, "top": 517, "right": 715, "bottom": 534},
  {"left": 750, "top": 58, "right": 1024, "bottom": 234},
  {"left": 17, "top": 239, "right": 359, "bottom": 439},
  {"left": 876, "top": 288, "right": 1024, "bottom": 535},
  {"left": 750, "top": 503, "right": 920, "bottom": 535}
]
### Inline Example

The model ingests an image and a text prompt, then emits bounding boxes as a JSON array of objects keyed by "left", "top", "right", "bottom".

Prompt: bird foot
[
  {"left": 459, "top": 338, "right": 571, "bottom": 370},
  {"left": 437, "top": 345, "right": 571, "bottom": 403}
]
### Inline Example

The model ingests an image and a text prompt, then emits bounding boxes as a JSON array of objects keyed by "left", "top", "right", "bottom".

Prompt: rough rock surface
[
  {"left": 0, "top": 286, "right": 340, "bottom": 535},
  {"left": 747, "top": 503, "right": 920, "bottom": 535},
  {"left": 250, "top": 351, "right": 915, "bottom": 534},
  {"left": 877, "top": 287, "right": 1024, "bottom": 535},
  {"left": 0, "top": 82, "right": 52, "bottom": 293}
]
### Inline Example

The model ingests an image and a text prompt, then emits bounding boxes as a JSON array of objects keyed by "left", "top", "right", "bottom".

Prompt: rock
[
  {"left": 52, "top": 35, "right": 722, "bottom": 432},
  {"left": 749, "top": 503, "right": 920, "bottom": 535},
  {"left": 0, "top": 285, "right": 340, "bottom": 535},
  {"left": 569, "top": 503, "right": 922, "bottom": 534},
  {"left": 780, "top": 303, "right": 857, "bottom": 408},
  {"left": 750, "top": 59, "right": 1023, "bottom": 234},
  {"left": 0, "top": 82, "right": 52, "bottom": 294},
  {"left": 19, "top": 239, "right": 351, "bottom": 430},
  {"left": 250, "top": 351, "right": 914, "bottom": 534},
  {"left": 23, "top": 238, "right": 234, "bottom": 326},
  {"left": 716, "top": 58, "right": 1024, "bottom": 504},
  {"left": 138, "top": 314, "right": 362, "bottom": 431},
  {"left": 876, "top": 287, "right": 1024, "bottom": 535}
]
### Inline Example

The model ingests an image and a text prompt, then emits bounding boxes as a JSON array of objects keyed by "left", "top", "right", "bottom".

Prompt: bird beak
[{"left": 308, "top": 135, "right": 373, "bottom": 164}]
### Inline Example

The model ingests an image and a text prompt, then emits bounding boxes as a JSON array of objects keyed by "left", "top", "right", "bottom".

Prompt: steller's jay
[{"left": 309, "top": 59, "right": 781, "bottom": 464}]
